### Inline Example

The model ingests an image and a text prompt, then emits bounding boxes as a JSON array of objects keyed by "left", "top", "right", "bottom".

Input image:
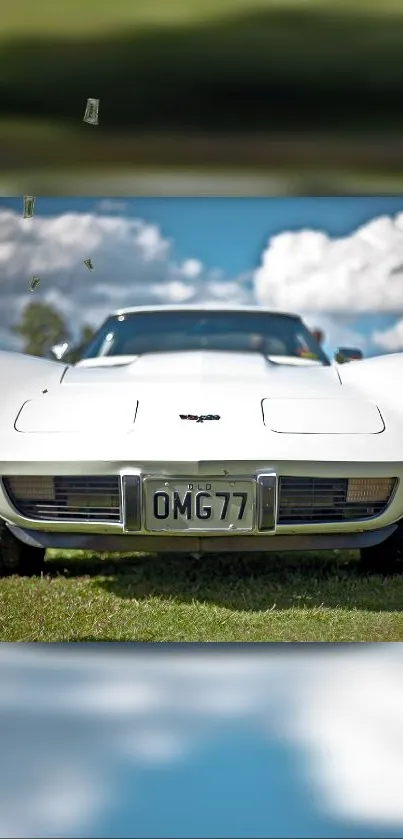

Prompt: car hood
[
  {"left": 14, "top": 351, "right": 384, "bottom": 435},
  {"left": 68, "top": 351, "right": 341, "bottom": 393}
]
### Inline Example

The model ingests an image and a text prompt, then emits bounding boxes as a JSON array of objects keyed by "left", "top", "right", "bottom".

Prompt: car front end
[
  {"left": 1, "top": 306, "right": 403, "bottom": 563},
  {"left": 0, "top": 369, "right": 402, "bottom": 554}
]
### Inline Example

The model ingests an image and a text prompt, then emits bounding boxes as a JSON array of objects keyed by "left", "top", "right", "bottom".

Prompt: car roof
[{"left": 111, "top": 304, "right": 301, "bottom": 320}]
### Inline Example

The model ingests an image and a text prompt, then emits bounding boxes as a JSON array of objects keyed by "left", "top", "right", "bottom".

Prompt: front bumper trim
[{"left": 6, "top": 523, "right": 397, "bottom": 553}]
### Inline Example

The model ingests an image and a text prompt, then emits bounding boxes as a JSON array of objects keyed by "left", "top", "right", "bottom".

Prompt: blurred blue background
[{"left": 2, "top": 644, "right": 403, "bottom": 838}]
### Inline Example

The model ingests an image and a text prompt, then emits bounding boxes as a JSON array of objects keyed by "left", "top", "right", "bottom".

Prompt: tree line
[{"left": 11, "top": 301, "right": 95, "bottom": 362}]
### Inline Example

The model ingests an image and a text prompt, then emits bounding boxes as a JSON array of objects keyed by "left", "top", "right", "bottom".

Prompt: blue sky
[
  {"left": 3, "top": 195, "right": 403, "bottom": 275},
  {"left": 1, "top": 196, "right": 403, "bottom": 355},
  {"left": 97, "top": 729, "right": 403, "bottom": 839}
]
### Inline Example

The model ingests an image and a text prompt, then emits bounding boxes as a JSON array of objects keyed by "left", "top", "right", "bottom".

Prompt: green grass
[
  {"left": 2, "top": 0, "right": 402, "bottom": 38},
  {"left": 1, "top": 548, "right": 403, "bottom": 642}
]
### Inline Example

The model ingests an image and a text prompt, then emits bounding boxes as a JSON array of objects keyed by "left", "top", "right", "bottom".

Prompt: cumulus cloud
[
  {"left": 180, "top": 258, "right": 203, "bottom": 279},
  {"left": 151, "top": 280, "right": 196, "bottom": 303},
  {"left": 254, "top": 213, "right": 403, "bottom": 314},
  {"left": 0, "top": 209, "right": 247, "bottom": 350},
  {"left": 3, "top": 205, "right": 403, "bottom": 357},
  {"left": 301, "top": 312, "right": 368, "bottom": 356},
  {"left": 372, "top": 319, "right": 403, "bottom": 351}
]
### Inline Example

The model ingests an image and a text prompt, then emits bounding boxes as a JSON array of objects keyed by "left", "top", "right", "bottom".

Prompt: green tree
[{"left": 12, "top": 302, "right": 70, "bottom": 358}]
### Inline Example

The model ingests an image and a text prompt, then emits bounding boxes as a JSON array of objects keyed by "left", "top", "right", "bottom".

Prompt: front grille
[
  {"left": 3, "top": 476, "right": 121, "bottom": 522},
  {"left": 278, "top": 477, "right": 395, "bottom": 524}
]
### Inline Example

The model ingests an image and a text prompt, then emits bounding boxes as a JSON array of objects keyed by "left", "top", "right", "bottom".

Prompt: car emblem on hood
[{"left": 180, "top": 414, "right": 220, "bottom": 423}]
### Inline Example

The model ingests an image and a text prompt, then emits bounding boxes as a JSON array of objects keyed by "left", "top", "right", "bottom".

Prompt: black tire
[
  {"left": 359, "top": 524, "right": 403, "bottom": 575},
  {"left": 0, "top": 520, "right": 46, "bottom": 577}
]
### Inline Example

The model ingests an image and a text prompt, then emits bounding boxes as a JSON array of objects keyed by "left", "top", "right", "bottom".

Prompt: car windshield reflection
[{"left": 79, "top": 311, "right": 330, "bottom": 366}]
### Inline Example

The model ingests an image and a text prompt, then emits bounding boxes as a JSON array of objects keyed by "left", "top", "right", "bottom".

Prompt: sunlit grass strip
[{"left": 1, "top": 549, "right": 402, "bottom": 642}]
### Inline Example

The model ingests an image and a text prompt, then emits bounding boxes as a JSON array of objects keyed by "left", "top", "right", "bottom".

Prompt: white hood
[
  {"left": 66, "top": 351, "right": 340, "bottom": 394},
  {"left": 14, "top": 351, "right": 383, "bottom": 435}
]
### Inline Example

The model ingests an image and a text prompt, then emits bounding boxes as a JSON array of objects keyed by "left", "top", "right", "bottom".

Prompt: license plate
[{"left": 144, "top": 478, "right": 255, "bottom": 532}]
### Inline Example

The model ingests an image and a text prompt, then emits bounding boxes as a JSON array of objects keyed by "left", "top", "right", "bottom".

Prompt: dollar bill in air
[
  {"left": 83, "top": 99, "right": 99, "bottom": 125},
  {"left": 23, "top": 197, "right": 35, "bottom": 219},
  {"left": 29, "top": 276, "right": 40, "bottom": 292}
]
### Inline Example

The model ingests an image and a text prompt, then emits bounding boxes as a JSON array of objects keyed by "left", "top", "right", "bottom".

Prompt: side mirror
[
  {"left": 335, "top": 347, "right": 363, "bottom": 364},
  {"left": 50, "top": 342, "right": 70, "bottom": 361}
]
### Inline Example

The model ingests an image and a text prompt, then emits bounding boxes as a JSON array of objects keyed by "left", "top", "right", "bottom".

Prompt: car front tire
[
  {"left": 359, "top": 523, "right": 403, "bottom": 575},
  {"left": 0, "top": 520, "right": 46, "bottom": 577}
]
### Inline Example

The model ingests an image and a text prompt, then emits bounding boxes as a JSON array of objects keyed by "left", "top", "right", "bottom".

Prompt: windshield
[{"left": 79, "top": 311, "right": 330, "bottom": 365}]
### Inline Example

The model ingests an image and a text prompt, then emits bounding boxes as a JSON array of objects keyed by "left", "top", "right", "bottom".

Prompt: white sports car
[{"left": 0, "top": 304, "right": 402, "bottom": 575}]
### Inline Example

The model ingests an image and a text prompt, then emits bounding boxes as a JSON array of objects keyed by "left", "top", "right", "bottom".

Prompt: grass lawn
[
  {"left": 1, "top": 548, "right": 403, "bottom": 642},
  {"left": 2, "top": 0, "right": 401, "bottom": 38}
]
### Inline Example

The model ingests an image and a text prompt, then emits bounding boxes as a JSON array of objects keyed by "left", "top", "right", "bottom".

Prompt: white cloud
[
  {"left": 3, "top": 205, "right": 403, "bottom": 358},
  {"left": 206, "top": 278, "right": 251, "bottom": 304},
  {"left": 0, "top": 209, "right": 246, "bottom": 349},
  {"left": 372, "top": 318, "right": 403, "bottom": 351},
  {"left": 254, "top": 213, "right": 403, "bottom": 314},
  {"left": 180, "top": 258, "right": 203, "bottom": 279},
  {"left": 151, "top": 280, "right": 195, "bottom": 303},
  {"left": 301, "top": 312, "right": 368, "bottom": 356}
]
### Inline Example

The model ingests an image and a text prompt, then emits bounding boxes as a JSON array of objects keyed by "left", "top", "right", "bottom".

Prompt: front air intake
[
  {"left": 3, "top": 476, "right": 121, "bottom": 522},
  {"left": 278, "top": 477, "right": 396, "bottom": 524}
]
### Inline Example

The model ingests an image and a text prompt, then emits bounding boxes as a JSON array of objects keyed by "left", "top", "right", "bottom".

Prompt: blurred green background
[{"left": 3, "top": 0, "right": 403, "bottom": 194}]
